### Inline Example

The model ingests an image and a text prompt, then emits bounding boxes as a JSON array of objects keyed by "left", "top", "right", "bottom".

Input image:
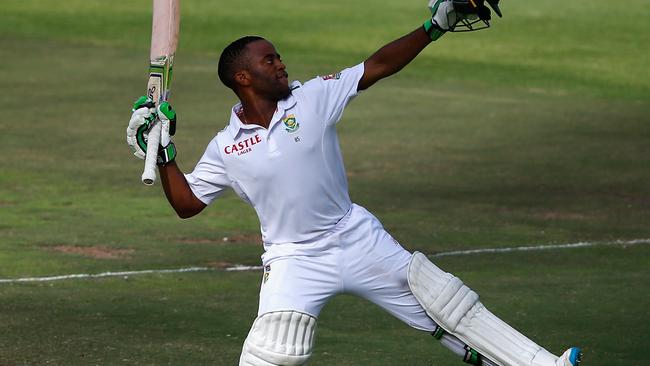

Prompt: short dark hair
[{"left": 218, "top": 35, "right": 266, "bottom": 90}]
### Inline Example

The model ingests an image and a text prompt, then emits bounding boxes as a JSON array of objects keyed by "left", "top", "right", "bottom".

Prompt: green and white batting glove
[
  {"left": 126, "top": 96, "right": 157, "bottom": 160},
  {"left": 423, "top": 0, "right": 458, "bottom": 41},
  {"left": 156, "top": 101, "right": 177, "bottom": 166},
  {"left": 126, "top": 96, "right": 177, "bottom": 165}
]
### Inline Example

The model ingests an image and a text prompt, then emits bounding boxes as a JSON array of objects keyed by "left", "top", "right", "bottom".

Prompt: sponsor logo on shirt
[
  {"left": 224, "top": 134, "right": 262, "bottom": 156},
  {"left": 282, "top": 114, "right": 300, "bottom": 133},
  {"left": 321, "top": 72, "right": 341, "bottom": 81}
]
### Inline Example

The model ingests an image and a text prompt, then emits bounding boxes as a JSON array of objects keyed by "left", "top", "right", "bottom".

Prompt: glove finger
[
  {"left": 133, "top": 150, "right": 146, "bottom": 160},
  {"left": 159, "top": 116, "right": 171, "bottom": 147},
  {"left": 126, "top": 125, "right": 135, "bottom": 138},
  {"left": 129, "top": 108, "right": 150, "bottom": 127},
  {"left": 126, "top": 127, "right": 146, "bottom": 160},
  {"left": 157, "top": 101, "right": 177, "bottom": 136},
  {"left": 446, "top": 5, "right": 457, "bottom": 27},
  {"left": 130, "top": 107, "right": 156, "bottom": 132},
  {"left": 132, "top": 95, "right": 155, "bottom": 111}
]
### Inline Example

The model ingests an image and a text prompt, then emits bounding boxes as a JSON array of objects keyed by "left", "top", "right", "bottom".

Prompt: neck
[{"left": 239, "top": 97, "right": 277, "bottom": 129}]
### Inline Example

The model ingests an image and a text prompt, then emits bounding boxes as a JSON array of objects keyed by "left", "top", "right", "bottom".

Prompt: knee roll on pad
[
  {"left": 239, "top": 311, "right": 317, "bottom": 366},
  {"left": 408, "top": 252, "right": 560, "bottom": 366},
  {"left": 407, "top": 251, "right": 479, "bottom": 332}
]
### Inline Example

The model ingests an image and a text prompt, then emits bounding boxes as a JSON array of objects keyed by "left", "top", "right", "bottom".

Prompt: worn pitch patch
[{"left": 45, "top": 245, "right": 135, "bottom": 259}]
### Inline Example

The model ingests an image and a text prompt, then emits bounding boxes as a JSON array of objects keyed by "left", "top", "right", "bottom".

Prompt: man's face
[{"left": 243, "top": 40, "right": 290, "bottom": 100}]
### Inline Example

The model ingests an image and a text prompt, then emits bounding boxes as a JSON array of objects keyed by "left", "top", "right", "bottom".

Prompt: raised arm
[
  {"left": 358, "top": 0, "right": 457, "bottom": 91},
  {"left": 359, "top": 27, "right": 432, "bottom": 91},
  {"left": 155, "top": 102, "right": 206, "bottom": 218}
]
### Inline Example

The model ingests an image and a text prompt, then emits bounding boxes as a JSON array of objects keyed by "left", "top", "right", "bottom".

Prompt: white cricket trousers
[{"left": 257, "top": 203, "right": 437, "bottom": 331}]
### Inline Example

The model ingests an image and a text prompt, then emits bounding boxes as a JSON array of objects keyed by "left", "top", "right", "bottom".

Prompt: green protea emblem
[{"left": 283, "top": 114, "right": 300, "bottom": 133}]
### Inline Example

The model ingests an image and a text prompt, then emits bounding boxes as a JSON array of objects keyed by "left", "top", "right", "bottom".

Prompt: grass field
[{"left": 1, "top": 0, "right": 649, "bottom": 365}]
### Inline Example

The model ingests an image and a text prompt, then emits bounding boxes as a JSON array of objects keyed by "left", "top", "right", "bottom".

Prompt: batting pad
[
  {"left": 239, "top": 311, "right": 317, "bottom": 366},
  {"left": 408, "top": 252, "right": 559, "bottom": 366}
]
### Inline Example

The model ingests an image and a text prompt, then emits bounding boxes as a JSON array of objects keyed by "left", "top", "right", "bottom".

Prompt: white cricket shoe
[{"left": 556, "top": 347, "right": 582, "bottom": 366}]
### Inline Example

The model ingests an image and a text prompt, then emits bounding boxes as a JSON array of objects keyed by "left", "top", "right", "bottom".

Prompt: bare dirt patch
[
  {"left": 534, "top": 211, "right": 590, "bottom": 220},
  {"left": 178, "top": 234, "right": 261, "bottom": 245},
  {"left": 47, "top": 245, "right": 135, "bottom": 259},
  {"left": 205, "top": 261, "right": 236, "bottom": 269}
]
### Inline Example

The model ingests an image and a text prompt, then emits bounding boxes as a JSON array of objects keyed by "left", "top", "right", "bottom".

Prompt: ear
[{"left": 234, "top": 70, "right": 251, "bottom": 87}]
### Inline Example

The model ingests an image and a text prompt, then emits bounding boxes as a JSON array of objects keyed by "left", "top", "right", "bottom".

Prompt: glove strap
[
  {"left": 423, "top": 18, "right": 445, "bottom": 41},
  {"left": 157, "top": 142, "right": 177, "bottom": 166}
]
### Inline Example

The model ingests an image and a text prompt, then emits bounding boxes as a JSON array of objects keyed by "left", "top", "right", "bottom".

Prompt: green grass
[{"left": 1, "top": 0, "right": 649, "bottom": 364}]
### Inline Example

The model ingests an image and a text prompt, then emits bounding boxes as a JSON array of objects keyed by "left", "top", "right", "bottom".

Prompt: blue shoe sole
[{"left": 569, "top": 347, "right": 582, "bottom": 366}]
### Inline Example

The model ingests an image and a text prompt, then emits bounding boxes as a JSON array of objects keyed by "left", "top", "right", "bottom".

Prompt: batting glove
[
  {"left": 156, "top": 101, "right": 177, "bottom": 166},
  {"left": 126, "top": 96, "right": 177, "bottom": 165},
  {"left": 126, "top": 96, "right": 157, "bottom": 160},
  {"left": 424, "top": 0, "right": 457, "bottom": 41}
]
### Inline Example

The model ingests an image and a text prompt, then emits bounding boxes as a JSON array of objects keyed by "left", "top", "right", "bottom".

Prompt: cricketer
[{"left": 126, "top": 1, "right": 582, "bottom": 364}]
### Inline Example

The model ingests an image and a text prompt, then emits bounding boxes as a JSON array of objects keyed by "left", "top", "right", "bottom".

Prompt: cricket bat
[{"left": 141, "top": 0, "right": 180, "bottom": 185}]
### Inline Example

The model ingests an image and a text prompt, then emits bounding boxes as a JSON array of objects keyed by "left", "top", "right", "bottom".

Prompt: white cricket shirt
[{"left": 185, "top": 63, "right": 365, "bottom": 246}]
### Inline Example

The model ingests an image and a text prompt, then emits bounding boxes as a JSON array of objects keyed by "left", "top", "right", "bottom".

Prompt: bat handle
[{"left": 141, "top": 121, "right": 162, "bottom": 185}]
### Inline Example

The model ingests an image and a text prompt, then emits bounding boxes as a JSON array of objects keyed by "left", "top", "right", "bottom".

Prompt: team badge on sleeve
[{"left": 283, "top": 114, "right": 300, "bottom": 133}]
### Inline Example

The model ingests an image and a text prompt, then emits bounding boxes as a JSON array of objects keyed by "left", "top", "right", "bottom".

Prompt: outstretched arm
[
  {"left": 358, "top": 27, "right": 432, "bottom": 91},
  {"left": 358, "top": 0, "right": 457, "bottom": 91}
]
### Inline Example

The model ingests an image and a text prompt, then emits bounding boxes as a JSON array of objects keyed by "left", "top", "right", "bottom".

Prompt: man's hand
[
  {"left": 156, "top": 101, "right": 177, "bottom": 166},
  {"left": 442, "top": 0, "right": 504, "bottom": 32},
  {"left": 424, "top": 0, "right": 457, "bottom": 41},
  {"left": 126, "top": 96, "right": 177, "bottom": 165},
  {"left": 127, "top": 96, "right": 157, "bottom": 160}
]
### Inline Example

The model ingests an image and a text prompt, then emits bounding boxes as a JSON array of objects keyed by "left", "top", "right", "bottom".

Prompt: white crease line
[
  {"left": 1, "top": 238, "right": 648, "bottom": 284},
  {"left": 0, "top": 267, "right": 212, "bottom": 283},
  {"left": 225, "top": 265, "right": 264, "bottom": 272},
  {"left": 430, "top": 238, "right": 650, "bottom": 258}
]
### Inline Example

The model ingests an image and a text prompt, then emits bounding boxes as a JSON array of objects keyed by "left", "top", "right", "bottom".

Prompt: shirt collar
[{"left": 227, "top": 81, "right": 301, "bottom": 139}]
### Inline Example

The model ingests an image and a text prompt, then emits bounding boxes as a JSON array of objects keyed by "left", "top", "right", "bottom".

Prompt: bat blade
[{"left": 141, "top": 0, "right": 180, "bottom": 186}]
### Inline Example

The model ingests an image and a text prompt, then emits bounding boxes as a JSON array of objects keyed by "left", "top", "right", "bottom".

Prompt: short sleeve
[
  {"left": 300, "top": 63, "right": 365, "bottom": 125},
  {"left": 184, "top": 136, "right": 231, "bottom": 205}
]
